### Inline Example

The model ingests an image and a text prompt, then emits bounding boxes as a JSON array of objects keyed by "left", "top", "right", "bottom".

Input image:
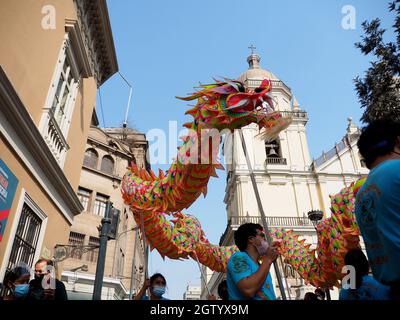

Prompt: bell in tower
[{"left": 265, "top": 140, "right": 280, "bottom": 158}]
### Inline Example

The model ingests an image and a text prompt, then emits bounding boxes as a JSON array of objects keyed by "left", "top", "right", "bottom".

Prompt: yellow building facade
[{"left": 0, "top": 0, "right": 118, "bottom": 284}]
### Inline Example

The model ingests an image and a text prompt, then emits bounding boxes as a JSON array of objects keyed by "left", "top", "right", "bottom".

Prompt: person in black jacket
[{"left": 29, "top": 258, "right": 68, "bottom": 300}]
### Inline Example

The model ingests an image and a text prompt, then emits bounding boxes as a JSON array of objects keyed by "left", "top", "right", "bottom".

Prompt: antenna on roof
[{"left": 118, "top": 71, "right": 133, "bottom": 129}]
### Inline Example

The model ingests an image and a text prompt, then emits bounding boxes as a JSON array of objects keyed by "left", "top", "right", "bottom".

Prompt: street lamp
[
  {"left": 306, "top": 209, "right": 331, "bottom": 300},
  {"left": 70, "top": 265, "right": 88, "bottom": 272},
  {"left": 307, "top": 210, "right": 323, "bottom": 228}
]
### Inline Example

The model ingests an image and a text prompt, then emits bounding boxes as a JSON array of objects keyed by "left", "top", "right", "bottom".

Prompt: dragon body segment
[
  {"left": 122, "top": 78, "right": 365, "bottom": 289},
  {"left": 122, "top": 79, "right": 291, "bottom": 214}
]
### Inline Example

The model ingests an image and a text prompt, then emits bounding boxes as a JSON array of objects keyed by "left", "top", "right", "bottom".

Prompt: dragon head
[{"left": 177, "top": 78, "right": 292, "bottom": 141}]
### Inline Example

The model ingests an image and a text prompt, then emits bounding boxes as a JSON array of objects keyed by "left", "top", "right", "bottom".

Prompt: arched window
[
  {"left": 83, "top": 148, "right": 98, "bottom": 169},
  {"left": 101, "top": 155, "right": 114, "bottom": 175}
]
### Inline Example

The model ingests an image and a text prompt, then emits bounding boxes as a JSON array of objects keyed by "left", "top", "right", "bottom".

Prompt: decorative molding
[
  {"left": 244, "top": 79, "right": 292, "bottom": 98},
  {"left": 82, "top": 164, "right": 123, "bottom": 181},
  {"left": 0, "top": 67, "right": 84, "bottom": 222},
  {"left": 65, "top": 19, "right": 92, "bottom": 78},
  {"left": 87, "top": 136, "right": 131, "bottom": 159},
  {"left": 73, "top": 0, "right": 118, "bottom": 86}
]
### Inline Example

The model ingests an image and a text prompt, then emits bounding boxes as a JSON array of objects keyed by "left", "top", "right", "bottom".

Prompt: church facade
[{"left": 201, "top": 53, "right": 369, "bottom": 300}]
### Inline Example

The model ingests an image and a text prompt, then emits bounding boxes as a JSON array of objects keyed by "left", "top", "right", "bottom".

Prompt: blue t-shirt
[
  {"left": 339, "top": 275, "right": 391, "bottom": 300},
  {"left": 226, "top": 251, "right": 276, "bottom": 300},
  {"left": 355, "top": 160, "right": 400, "bottom": 285}
]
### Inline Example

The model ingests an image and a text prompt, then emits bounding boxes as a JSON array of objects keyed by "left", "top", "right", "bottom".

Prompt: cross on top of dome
[
  {"left": 248, "top": 44, "right": 256, "bottom": 55},
  {"left": 239, "top": 47, "right": 279, "bottom": 85},
  {"left": 246, "top": 44, "right": 261, "bottom": 70}
]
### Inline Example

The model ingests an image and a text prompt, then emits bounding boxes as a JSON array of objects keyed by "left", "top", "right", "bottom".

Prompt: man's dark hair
[
  {"left": 35, "top": 258, "right": 54, "bottom": 267},
  {"left": 217, "top": 279, "right": 228, "bottom": 301},
  {"left": 150, "top": 273, "right": 166, "bottom": 286},
  {"left": 357, "top": 119, "right": 400, "bottom": 169},
  {"left": 344, "top": 249, "right": 369, "bottom": 289},
  {"left": 304, "top": 292, "right": 319, "bottom": 300},
  {"left": 234, "top": 223, "right": 263, "bottom": 251}
]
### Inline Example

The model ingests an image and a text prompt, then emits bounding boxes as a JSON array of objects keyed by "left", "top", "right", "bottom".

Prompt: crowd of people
[
  {"left": 1, "top": 119, "right": 399, "bottom": 301},
  {"left": 1, "top": 259, "right": 67, "bottom": 300}
]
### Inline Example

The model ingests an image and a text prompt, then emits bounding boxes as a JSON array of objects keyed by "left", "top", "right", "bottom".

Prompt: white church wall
[
  {"left": 340, "top": 152, "right": 357, "bottom": 173},
  {"left": 254, "top": 134, "right": 268, "bottom": 168},
  {"left": 286, "top": 129, "right": 306, "bottom": 169},
  {"left": 318, "top": 158, "right": 342, "bottom": 174},
  {"left": 236, "top": 179, "right": 258, "bottom": 216},
  {"left": 293, "top": 181, "right": 314, "bottom": 217},
  {"left": 261, "top": 181, "right": 298, "bottom": 216},
  {"left": 299, "top": 129, "right": 312, "bottom": 166},
  {"left": 280, "top": 131, "right": 291, "bottom": 163},
  {"left": 315, "top": 181, "right": 333, "bottom": 217},
  {"left": 307, "top": 181, "right": 322, "bottom": 212},
  {"left": 326, "top": 179, "right": 348, "bottom": 196},
  {"left": 273, "top": 92, "right": 291, "bottom": 112}
]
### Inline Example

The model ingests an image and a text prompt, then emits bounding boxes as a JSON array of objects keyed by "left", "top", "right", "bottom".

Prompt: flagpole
[{"left": 238, "top": 128, "right": 288, "bottom": 300}]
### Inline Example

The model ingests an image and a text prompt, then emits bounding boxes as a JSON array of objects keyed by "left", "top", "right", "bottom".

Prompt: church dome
[{"left": 238, "top": 53, "right": 279, "bottom": 85}]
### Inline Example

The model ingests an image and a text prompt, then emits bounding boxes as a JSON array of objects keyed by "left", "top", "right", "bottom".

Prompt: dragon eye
[{"left": 238, "top": 83, "right": 245, "bottom": 92}]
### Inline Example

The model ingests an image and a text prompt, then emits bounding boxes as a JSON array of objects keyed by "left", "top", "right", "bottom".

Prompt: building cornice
[
  {"left": 0, "top": 67, "right": 83, "bottom": 223},
  {"left": 87, "top": 135, "right": 132, "bottom": 159},
  {"left": 82, "top": 164, "right": 123, "bottom": 182},
  {"left": 73, "top": 0, "right": 118, "bottom": 86}
]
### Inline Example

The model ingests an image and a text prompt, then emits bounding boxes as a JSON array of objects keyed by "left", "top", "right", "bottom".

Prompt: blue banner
[{"left": 0, "top": 159, "right": 19, "bottom": 242}]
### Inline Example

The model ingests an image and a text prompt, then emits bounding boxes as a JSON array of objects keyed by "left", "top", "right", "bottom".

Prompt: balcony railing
[
  {"left": 313, "top": 129, "right": 361, "bottom": 168},
  {"left": 244, "top": 79, "right": 291, "bottom": 95},
  {"left": 219, "top": 215, "right": 314, "bottom": 245},
  {"left": 42, "top": 109, "right": 69, "bottom": 166},
  {"left": 266, "top": 157, "right": 287, "bottom": 165},
  {"left": 280, "top": 110, "right": 308, "bottom": 120}
]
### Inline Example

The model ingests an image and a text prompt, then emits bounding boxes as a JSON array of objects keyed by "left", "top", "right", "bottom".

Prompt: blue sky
[{"left": 100, "top": 0, "right": 396, "bottom": 299}]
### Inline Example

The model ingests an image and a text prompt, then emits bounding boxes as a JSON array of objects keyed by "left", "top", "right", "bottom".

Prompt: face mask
[
  {"left": 152, "top": 286, "right": 166, "bottom": 297},
  {"left": 255, "top": 239, "right": 269, "bottom": 256},
  {"left": 13, "top": 284, "right": 30, "bottom": 298},
  {"left": 35, "top": 274, "right": 44, "bottom": 282}
]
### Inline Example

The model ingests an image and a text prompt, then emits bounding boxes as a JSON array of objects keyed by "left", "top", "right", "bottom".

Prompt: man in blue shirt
[
  {"left": 356, "top": 119, "right": 400, "bottom": 300},
  {"left": 339, "top": 249, "right": 391, "bottom": 300},
  {"left": 227, "top": 223, "right": 278, "bottom": 300}
]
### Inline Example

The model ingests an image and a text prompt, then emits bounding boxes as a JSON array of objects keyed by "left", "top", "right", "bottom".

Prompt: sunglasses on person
[{"left": 34, "top": 269, "right": 48, "bottom": 275}]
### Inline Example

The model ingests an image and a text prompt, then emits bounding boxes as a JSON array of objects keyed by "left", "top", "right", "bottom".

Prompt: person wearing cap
[
  {"left": 356, "top": 119, "right": 400, "bottom": 300},
  {"left": 1, "top": 265, "right": 31, "bottom": 300}
]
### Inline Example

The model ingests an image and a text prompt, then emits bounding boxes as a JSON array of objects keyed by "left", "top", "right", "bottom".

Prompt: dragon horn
[{"left": 201, "top": 186, "right": 208, "bottom": 197}]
